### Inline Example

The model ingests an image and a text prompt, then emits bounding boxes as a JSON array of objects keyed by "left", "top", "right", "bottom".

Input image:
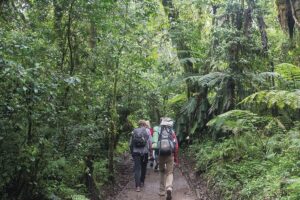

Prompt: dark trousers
[{"left": 133, "top": 153, "right": 148, "bottom": 187}]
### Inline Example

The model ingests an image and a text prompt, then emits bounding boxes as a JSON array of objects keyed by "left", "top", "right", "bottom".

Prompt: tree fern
[
  {"left": 180, "top": 96, "right": 198, "bottom": 118},
  {"left": 240, "top": 90, "right": 300, "bottom": 111},
  {"left": 185, "top": 72, "right": 229, "bottom": 88}
]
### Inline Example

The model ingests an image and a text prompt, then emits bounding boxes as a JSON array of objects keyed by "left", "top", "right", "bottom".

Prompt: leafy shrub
[
  {"left": 43, "top": 157, "right": 86, "bottom": 199},
  {"left": 275, "top": 63, "right": 300, "bottom": 89},
  {"left": 115, "top": 141, "right": 129, "bottom": 155},
  {"left": 191, "top": 108, "right": 300, "bottom": 199},
  {"left": 93, "top": 159, "right": 109, "bottom": 187},
  {"left": 71, "top": 195, "right": 90, "bottom": 200}
]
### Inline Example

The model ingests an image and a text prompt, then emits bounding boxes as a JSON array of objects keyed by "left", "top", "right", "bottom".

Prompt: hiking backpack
[
  {"left": 158, "top": 125, "right": 175, "bottom": 156},
  {"left": 132, "top": 127, "right": 148, "bottom": 148}
]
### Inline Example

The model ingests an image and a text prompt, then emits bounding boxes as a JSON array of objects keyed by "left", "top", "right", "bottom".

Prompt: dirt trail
[{"left": 116, "top": 164, "right": 198, "bottom": 200}]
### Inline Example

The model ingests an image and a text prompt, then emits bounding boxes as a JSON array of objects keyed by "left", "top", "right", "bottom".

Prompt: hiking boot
[
  {"left": 136, "top": 187, "right": 141, "bottom": 192},
  {"left": 154, "top": 164, "right": 159, "bottom": 172},
  {"left": 150, "top": 162, "right": 154, "bottom": 167},
  {"left": 166, "top": 189, "right": 172, "bottom": 200}
]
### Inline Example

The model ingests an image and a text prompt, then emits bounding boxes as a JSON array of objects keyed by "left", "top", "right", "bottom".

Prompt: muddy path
[{"left": 115, "top": 163, "right": 198, "bottom": 200}]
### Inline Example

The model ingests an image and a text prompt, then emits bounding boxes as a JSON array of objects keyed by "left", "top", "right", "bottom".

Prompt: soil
[
  {"left": 115, "top": 165, "right": 197, "bottom": 200},
  {"left": 106, "top": 152, "right": 221, "bottom": 200}
]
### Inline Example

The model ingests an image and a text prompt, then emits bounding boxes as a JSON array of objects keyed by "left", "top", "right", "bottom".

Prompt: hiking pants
[
  {"left": 133, "top": 153, "right": 148, "bottom": 187},
  {"left": 153, "top": 149, "right": 159, "bottom": 166},
  {"left": 159, "top": 155, "right": 174, "bottom": 192}
]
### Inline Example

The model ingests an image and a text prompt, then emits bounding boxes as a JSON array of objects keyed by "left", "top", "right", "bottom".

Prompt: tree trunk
[
  {"left": 58, "top": 1, "right": 76, "bottom": 154},
  {"left": 161, "top": 0, "right": 195, "bottom": 98},
  {"left": 85, "top": 155, "right": 101, "bottom": 200},
  {"left": 225, "top": 77, "right": 236, "bottom": 111},
  {"left": 276, "top": 0, "right": 295, "bottom": 38},
  {"left": 108, "top": 57, "right": 120, "bottom": 181},
  {"left": 256, "top": 14, "right": 269, "bottom": 54},
  {"left": 53, "top": 0, "right": 67, "bottom": 70},
  {"left": 89, "top": 20, "right": 97, "bottom": 49},
  {"left": 108, "top": 75, "right": 118, "bottom": 181},
  {"left": 161, "top": 0, "right": 197, "bottom": 140}
]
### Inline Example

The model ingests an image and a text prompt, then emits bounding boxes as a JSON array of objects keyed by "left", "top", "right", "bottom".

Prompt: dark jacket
[{"left": 129, "top": 127, "right": 152, "bottom": 155}]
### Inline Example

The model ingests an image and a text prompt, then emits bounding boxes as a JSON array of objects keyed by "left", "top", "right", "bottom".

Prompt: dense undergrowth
[
  {"left": 41, "top": 141, "right": 128, "bottom": 200},
  {"left": 190, "top": 115, "right": 300, "bottom": 199},
  {"left": 185, "top": 63, "right": 300, "bottom": 199}
]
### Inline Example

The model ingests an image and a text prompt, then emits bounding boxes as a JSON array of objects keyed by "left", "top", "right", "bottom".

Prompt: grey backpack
[
  {"left": 158, "top": 125, "right": 175, "bottom": 156},
  {"left": 132, "top": 127, "right": 148, "bottom": 148}
]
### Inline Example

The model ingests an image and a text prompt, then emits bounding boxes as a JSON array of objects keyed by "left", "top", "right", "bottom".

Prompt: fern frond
[
  {"left": 181, "top": 96, "right": 197, "bottom": 117},
  {"left": 240, "top": 90, "right": 300, "bottom": 110},
  {"left": 275, "top": 63, "right": 300, "bottom": 89},
  {"left": 167, "top": 93, "right": 187, "bottom": 105},
  {"left": 258, "top": 72, "right": 282, "bottom": 79},
  {"left": 207, "top": 110, "right": 286, "bottom": 138},
  {"left": 246, "top": 63, "right": 300, "bottom": 90},
  {"left": 207, "top": 110, "right": 265, "bottom": 136},
  {"left": 185, "top": 72, "right": 229, "bottom": 88}
]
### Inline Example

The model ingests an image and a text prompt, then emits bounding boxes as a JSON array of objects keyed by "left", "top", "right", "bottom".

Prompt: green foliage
[
  {"left": 71, "top": 195, "right": 90, "bottom": 200},
  {"left": 185, "top": 72, "right": 228, "bottom": 88},
  {"left": 0, "top": 0, "right": 171, "bottom": 199},
  {"left": 191, "top": 101, "right": 300, "bottom": 199},
  {"left": 207, "top": 110, "right": 267, "bottom": 137},
  {"left": 240, "top": 90, "right": 300, "bottom": 113},
  {"left": 2, "top": 0, "right": 300, "bottom": 199},
  {"left": 115, "top": 141, "right": 129, "bottom": 155},
  {"left": 42, "top": 157, "right": 86, "bottom": 199},
  {"left": 93, "top": 160, "right": 109, "bottom": 187},
  {"left": 275, "top": 63, "right": 300, "bottom": 89}
]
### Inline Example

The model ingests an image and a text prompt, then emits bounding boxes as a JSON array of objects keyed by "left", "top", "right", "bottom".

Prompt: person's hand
[
  {"left": 150, "top": 154, "right": 154, "bottom": 161},
  {"left": 174, "top": 161, "right": 179, "bottom": 168},
  {"left": 174, "top": 158, "right": 179, "bottom": 166}
]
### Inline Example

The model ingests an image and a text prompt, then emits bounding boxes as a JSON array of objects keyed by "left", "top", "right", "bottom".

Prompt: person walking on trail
[
  {"left": 152, "top": 125, "right": 160, "bottom": 171},
  {"left": 145, "top": 120, "right": 155, "bottom": 167},
  {"left": 157, "top": 117, "right": 178, "bottom": 200},
  {"left": 145, "top": 120, "right": 154, "bottom": 137},
  {"left": 129, "top": 120, "right": 153, "bottom": 192}
]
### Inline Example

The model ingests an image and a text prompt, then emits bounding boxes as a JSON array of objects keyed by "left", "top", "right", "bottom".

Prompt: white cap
[{"left": 160, "top": 117, "right": 174, "bottom": 127}]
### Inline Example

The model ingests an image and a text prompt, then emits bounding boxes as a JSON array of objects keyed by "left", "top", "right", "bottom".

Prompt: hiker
[
  {"left": 145, "top": 120, "right": 154, "bottom": 137},
  {"left": 129, "top": 120, "right": 153, "bottom": 192},
  {"left": 152, "top": 125, "right": 160, "bottom": 171},
  {"left": 145, "top": 120, "right": 155, "bottom": 167},
  {"left": 157, "top": 117, "right": 178, "bottom": 200}
]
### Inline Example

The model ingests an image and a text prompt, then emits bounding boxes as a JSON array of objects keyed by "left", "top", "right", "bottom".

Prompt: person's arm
[
  {"left": 152, "top": 129, "right": 158, "bottom": 149},
  {"left": 150, "top": 128, "right": 154, "bottom": 136},
  {"left": 146, "top": 129, "right": 153, "bottom": 157},
  {"left": 173, "top": 132, "right": 179, "bottom": 164},
  {"left": 129, "top": 133, "right": 133, "bottom": 155},
  {"left": 148, "top": 134, "right": 153, "bottom": 156}
]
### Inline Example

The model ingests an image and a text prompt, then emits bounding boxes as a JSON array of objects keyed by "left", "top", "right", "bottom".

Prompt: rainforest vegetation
[{"left": 1, "top": 0, "right": 300, "bottom": 199}]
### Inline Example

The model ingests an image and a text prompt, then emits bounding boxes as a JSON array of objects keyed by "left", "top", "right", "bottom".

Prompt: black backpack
[
  {"left": 132, "top": 127, "right": 148, "bottom": 148},
  {"left": 158, "top": 125, "right": 175, "bottom": 156}
]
